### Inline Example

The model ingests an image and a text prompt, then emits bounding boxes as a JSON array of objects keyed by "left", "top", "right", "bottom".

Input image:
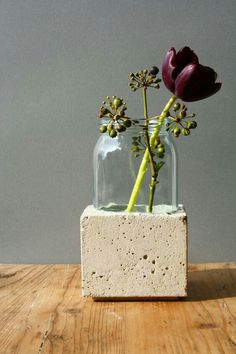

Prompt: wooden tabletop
[{"left": 0, "top": 263, "right": 235, "bottom": 354}]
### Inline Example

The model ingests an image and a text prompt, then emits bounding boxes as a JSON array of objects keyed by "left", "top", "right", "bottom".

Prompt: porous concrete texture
[{"left": 80, "top": 205, "right": 188, "bottom": 298}]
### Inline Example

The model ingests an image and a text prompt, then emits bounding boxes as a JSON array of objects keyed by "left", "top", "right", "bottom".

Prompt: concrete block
[{"left": 80, "top": 205, "right": 188, "bottom": 298}]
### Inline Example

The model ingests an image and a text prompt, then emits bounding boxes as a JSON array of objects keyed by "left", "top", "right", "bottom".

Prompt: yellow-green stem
[
  {"left": 126, "top": 95, "right": 177, "bottom": 212},
  {"left": 148, "top": 177, "right": 156, "bottom": 212},
  {"left": 143, "top": 87, "right": 157, "bottom": 213},
  {"left": 143, "top": 88, "right": 155, "bottom": 178}
]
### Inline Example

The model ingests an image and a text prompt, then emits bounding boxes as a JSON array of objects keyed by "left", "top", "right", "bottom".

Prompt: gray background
[{"left": 0, "top": 0, "right": 235, "bottom": 263}]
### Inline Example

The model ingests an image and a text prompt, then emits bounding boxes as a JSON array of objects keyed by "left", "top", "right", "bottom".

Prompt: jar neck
[{"left": 99, "top": 118, "right": 169, "bottom": 135}]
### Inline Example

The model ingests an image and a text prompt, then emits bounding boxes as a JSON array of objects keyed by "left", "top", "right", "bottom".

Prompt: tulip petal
[
  {"left": 162, "top": 47, "right": 177, "bottom": 92},
  {"left": 175, "top": 64, "right": 222, "bottom": 101},
  {"left": 173, "top": 47, "right": 199, "bottom": 79}
]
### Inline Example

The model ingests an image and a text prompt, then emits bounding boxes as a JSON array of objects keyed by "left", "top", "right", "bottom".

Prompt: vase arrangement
[{"left": 81, "top": 46, "right": 221, "bottom": 299}]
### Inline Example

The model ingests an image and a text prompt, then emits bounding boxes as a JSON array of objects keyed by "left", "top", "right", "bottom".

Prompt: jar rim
[{"left": 98, "top": 118, "right": 169, "bottom": 134}]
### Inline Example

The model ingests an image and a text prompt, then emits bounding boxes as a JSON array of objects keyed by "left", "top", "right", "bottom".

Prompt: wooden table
[{"left": 0, "top": 263, "right": 235, "bottom": 353}]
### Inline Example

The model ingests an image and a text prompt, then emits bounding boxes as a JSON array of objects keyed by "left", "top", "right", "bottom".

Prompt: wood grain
[{"left": 0, "top": 263, "right": 235, "bottom": 353}]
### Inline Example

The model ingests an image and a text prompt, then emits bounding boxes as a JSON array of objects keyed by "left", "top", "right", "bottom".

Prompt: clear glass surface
[{"left": 93, "top": 122, "right": 178, "bottom": 213}]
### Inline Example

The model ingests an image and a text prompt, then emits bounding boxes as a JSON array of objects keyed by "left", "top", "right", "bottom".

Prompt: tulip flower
[{"left": 162, "top": 47, "right": 221, "bottom": 101}]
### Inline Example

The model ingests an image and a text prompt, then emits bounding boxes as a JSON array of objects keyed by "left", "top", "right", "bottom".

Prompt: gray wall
[{"left": 0, "top": 0, "right": 235, "bottom": 263}]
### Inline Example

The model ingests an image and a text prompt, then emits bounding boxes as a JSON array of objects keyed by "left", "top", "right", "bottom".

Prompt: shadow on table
[{"left": 186, "top": 265, "right": 236, "bottom": 301}]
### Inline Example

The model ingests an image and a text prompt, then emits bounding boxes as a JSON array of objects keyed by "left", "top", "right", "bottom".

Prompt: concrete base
[{"left": 80, "top": 205, "right": 188, "bottom": 298}]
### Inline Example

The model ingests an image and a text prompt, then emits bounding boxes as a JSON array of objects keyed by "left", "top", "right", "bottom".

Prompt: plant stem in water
[{"left": 126, "top": 95, "right": 177, "bottom": 212}]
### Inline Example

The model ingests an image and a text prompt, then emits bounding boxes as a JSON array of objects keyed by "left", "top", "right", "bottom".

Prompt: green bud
[
  {"left": 107, "top": 124, "right": 113, "bottom": 132},
  {"left": 158, "top": 147, "right": 165, "bottom": 154},
  {"left": 132, "top": 146, "right": 139, "bottom": 152},
  {"left": 157, "top": 143, "right": 164, "bottom": 149},
  {"left": 173, "top": 127, "right": 181, "bottom": 137},
  {"left": 158, "top": 152, "right": 164, "bottom": 159},
  {"left": 109, "top": 129, "right": 117, "bottom": 138},
  {"left": 116, "top": 124, "right": 124, "bottom": 132},
  {"left": 99, "top": 126, "right": 107, "bottom": 133},
  {"left": 113, "top": 98, "right": 123, "bottom": 109},
  {"left": 123, "top": 118, "right": 132, "bottom": 128},
  {"left": 173, "top": 103, "right": 180, "bottom": 111},
  {"left": 182, "top": 128, "right": 190, "bottom": 136},
  {"left": 101, "top": 107, "right": 109, "bottom": 115},
  {"left": 190, "top": 113, "right": 196, "bottom": 118},
  {"left": 117, "top": 124, "right": 126, "bottom": 132},
  {"left": 179, "top": 111, "right": 187, "bottom": 118},
  {"left": 150, "top": 66, "right": 159, "bottom": 76},
  {"left": 187, "top": 121, "right": 197, "bottom": 129},
  {"left": 114, "top": 114, "right": 120, "bottom": 121}
]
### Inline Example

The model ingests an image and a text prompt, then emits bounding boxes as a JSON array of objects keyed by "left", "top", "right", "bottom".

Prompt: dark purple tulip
[{"left": 162, "top": 47, "right": 221, "bottom": 102}]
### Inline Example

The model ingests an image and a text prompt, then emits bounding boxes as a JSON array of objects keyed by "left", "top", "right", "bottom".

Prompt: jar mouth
[{"left": 99, "top": 118, "right": 169, "bottom": 135}]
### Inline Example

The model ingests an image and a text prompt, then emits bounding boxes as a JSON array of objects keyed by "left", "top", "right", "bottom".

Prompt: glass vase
[{"left": 93, "top": 120, "right": 178, "bottom": 213}]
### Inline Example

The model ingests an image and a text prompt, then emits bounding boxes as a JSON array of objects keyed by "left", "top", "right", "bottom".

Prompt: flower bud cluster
[
  {"left": 98, "top": 96, "right": 133, "bottom": 138},
  {"left": 128, "top": 66, "right": 161, "bottom": 92},
  {"left": 152, "top": 137, "right": 165, "bottom": 158},
  {"left": 131, "top": 136, "right": 145, "bottom": 158},
  {"left": 131, "top": 135, "right": 165, "bottom": 160},
  {"left": 166, "top": 102, "right": 197, "bottom": 137}
]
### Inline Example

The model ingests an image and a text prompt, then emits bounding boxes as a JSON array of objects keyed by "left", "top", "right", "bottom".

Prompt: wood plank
[{"left": 0, "top": 263, "right": 235, "bottom": 353}]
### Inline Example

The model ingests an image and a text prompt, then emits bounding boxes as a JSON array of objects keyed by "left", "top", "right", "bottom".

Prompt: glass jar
[{"left": 93, "top": 120, "right": 178, "bottom": 213}]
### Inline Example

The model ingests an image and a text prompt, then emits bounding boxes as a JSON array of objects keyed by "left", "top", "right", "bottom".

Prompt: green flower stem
[
  {"left": 148, "top": 177, "right": 156, "bottom": 212},
  {"left": 143, "top": 88, "right": 156, "bottom": 178},
  {"left": 143, "top": 88, "right": 148, "bottom": 126},
  {"left": 126, "top": 95, "right": 177, "bottom": 212},
  {"left": 142, "top": 88, "right": 157, "bottom": 213}
]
